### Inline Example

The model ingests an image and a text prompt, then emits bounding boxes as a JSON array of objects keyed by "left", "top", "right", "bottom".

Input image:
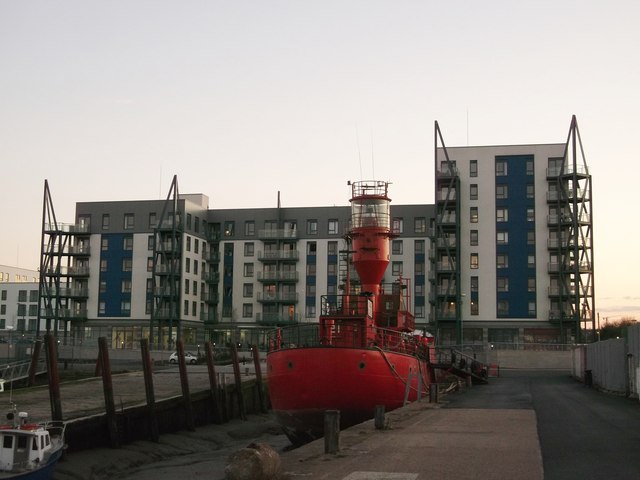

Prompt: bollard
[
  {"left": 324, "top": 410, "right": 340, "bottom": 454},
  {"left": 429, "top": 383, "right": 439, "bottom": 403},
  {"left": 466, "top": 376, "right": 472, "bottom": 388},
  {"left": 374, "top": 405, "right": 385, "bottom": 430}
]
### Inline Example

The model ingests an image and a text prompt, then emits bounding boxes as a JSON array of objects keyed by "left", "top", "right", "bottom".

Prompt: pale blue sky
[{"left": 1, "top": 1, "right": 639, "bottom": 321}]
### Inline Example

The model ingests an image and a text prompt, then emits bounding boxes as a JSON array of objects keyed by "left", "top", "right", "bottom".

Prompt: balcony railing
[
  {"left": 43, "top": 223, "right": 90, "bottom": 234},
  {"left": 202, "top": 271, "right": 220, "bottom": 283},
  {"left": 201, "top": 291, "right": 219, "bottom": 303},
  {"left": 256, "top": 312, "right": 301, "bottom": 325},
  {"left": 257, "top": 292, "right": 299, "bottom": 303},
  {"left": 258, "top": 229, "right": 299, "bottom": 240},
  {"left": 257, "top": 271, "right": 299, "bottom": 282},
  {"left": 258, "top": 250, "right": 300, "bottom": 261}
]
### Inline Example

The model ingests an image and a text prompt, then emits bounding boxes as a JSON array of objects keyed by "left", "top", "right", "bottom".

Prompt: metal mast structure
[
  {"left": 431, "top": 122, "right": 462, "bottom": 345},
  {"left": 38, "top": 180, "right": 90, "bottom": 342},
  {"left": 150, "top": 175, "right": 183, "bottom": 349},
  {"left": 549, "top": 116, "right": 595, "bottom": 342}
]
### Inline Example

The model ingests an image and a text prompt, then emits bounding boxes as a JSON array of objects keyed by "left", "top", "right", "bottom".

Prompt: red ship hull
[{"left": 267, "top": 345, "right": 431, "bottom": 445}]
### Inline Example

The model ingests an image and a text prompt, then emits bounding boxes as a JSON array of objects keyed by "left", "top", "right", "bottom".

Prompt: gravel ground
[{"left": 52, "top": 413, "right": 291, "bottom": 480}]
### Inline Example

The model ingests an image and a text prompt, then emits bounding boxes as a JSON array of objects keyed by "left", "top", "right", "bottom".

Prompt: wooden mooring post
[
  {"left": 374, "top": 405, "right": 385, "bottom": 430},
  {"left": 230, "top": 344, "right": 247, "bottom": 420},
  {"left": 176, "top": 339, "right": 195, "bottom": 431},
  {"left": 98, "top": 336, "right": 119, "bottom": 448},
  {"left": 252, "top": 344, "right": 267, "bottom": 413},
  {"left": 28, "top": 339, "right": 43, "bottom": 386},
  {"left": 140, "top": 339, "right": 159, "bottom": 442},
  {"left": 324, "top": 410, "right": 340, "bottom": 454},
  {"left": 205, "top": 341, "right": 223, "bottom": 424},
  {"left": 44, "top": 334, "right": 62, "bottom": 422}
]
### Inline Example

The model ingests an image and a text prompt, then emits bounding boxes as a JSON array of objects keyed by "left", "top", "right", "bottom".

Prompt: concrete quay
[{"left": 279, "top": 400, "right": 543, "bottom": 480}]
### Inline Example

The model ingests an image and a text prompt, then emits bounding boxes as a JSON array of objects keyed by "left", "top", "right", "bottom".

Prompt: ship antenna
[
  {"left": 356, "top": 125, "right": 363, "bottom": 181},
  {"left": 370, "top": 127, "right": 375, "bottom": 180}
]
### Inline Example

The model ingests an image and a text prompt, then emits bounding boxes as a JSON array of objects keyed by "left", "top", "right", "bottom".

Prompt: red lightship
[{"left": 266, "top": 180, "right": 434, "bottom": 445}]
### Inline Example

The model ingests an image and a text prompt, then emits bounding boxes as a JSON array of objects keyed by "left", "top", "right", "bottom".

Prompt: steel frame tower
[
  {"left": 548, "top": 116, "right": 595, "bottom": 342},
  {"left": 150, "top": 175, "right": 183, "bottom": 349},
  {"left": 431, "top": 122, "right": 462, "bottom": 345}
]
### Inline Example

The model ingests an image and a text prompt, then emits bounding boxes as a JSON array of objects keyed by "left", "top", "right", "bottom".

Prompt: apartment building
[{"left": 38, "top": 118, "right": 594, "bottom": 349}]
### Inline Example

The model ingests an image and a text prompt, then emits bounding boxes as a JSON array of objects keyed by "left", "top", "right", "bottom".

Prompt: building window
[
  {"left": 183, "top": 300, "right": 189, "bottom": 316},
  {"left": 496, "top": 160, "right": 507, "bottom": 176},
  {"left": 102, "top": 214, "right": 110, "bottom": 230},
  {"left": 392, "top": 218, "right": 403, "bottom": 234},
  {"left": 195, "top": 217, "right": 200, "bottom": 233},
  {"left": 470, "top": 276, "right": 478, "bottom": 292},
  {"left": 496, "top": 184, "right": 508, "bottom": 199},
  {"left": 122, "top": 279, "right": 132, "bottom": 293},
  {"left": 147, "top": 257, "right": 153, "bottom": 272},
  {"left": 146, "top": 278, "right": 153, "bottom": 293},
  {"left": 122, "top": 258, "right": 132, "bottom": 272},
  {"left": 497, "top": 300, "right": 509, "bottom": 316},
  {"left": 527, "top": 208, "right": 535, "bottom": 222},
  {"left": 496, "top": 208, "right": 508, "bottom": 223},
  {"left": 528, "top": 231, "right": 535, "bottom": 245},
  {"left": 99, "top": 302, "right": 106, "bottom": 315},
  {"left": 124, "top": 214, "right": 135, "bottom": 230},
  {"left": 415, "top": 262, "right": 424, "bottom": 275},
  {"left": 470, "top": 184, "right": 478, "bottom": 201},
  {"left": 243, "top": 304, "right": 253, "bottom": 318},
  {"left": 528, "top": 254, "right": 535, "bottom": 268},
  {"left": 194, "top": 261, "right": 198, "bottom": 276},
  {"left": 147, "top": 235, "right": 154, "bottom": 250},
  {"left": 149, "top": 213, "right": 157, "bottom": 228},
  {"left": 100, "top": 259, "right": 107, "bottom": 272},
  {"left": 414, "top": 305, "right": 425, "bottom": 318},
  {"left": 526, "top": 159, "right": 534, "bottom": 175},
  {"left": 470, "top": 160, "right": 478, "bottom": 177},
  {"left": 497, "top": 231, "right": 509, "bottom": 245},
  {"left": 185, "top": 258, "right": 190, "bottom": 273},
  {"left": 327, "top": 263, "right": 337, "bottom": 276},
  {"left": 528, "top": 301, "right": 536, "bottom": 316},
  {"left": 244, "top": 263, "right": 254, "bottom": 277},
  {"left": 526, "top": 184, "right": 534, "bottom": 199},
  {"left": 415, "top": 284, "right": 425, "bottom": 296},
  {"left": 414, "top": 217, "right": 426, "bottom": 233},
  {"left": 307, "top": 220, "right": 318, "bottom": 235},
  {"left": 185, "top": 236, "right": 191, "bottom": 252},
  {"left": 245, "top": 221, "right": 255, "bottom": 236},
  {"left": 470, "top": 254, "right": 479, "bottom": 269},
  {"left": 470, "top": 300, "right": 479, "bottom": 315},
  {"left": 243, "top": 283, "right": 253, "bottom": 297},
  {"left": 123, "top": 236, "right": 133, "bottom": 251},
  {"left": 101, "top": 238, "right": 109, "bottom": 251},
  {"left": 307, "top": 242, "right": 317, "bottom": 255},
  {"left": 224, "top": 221, "right": 234, "bottom": 237},
  {"left": 470, "top": 207, "right": 478, "bottom": 223},
  {"left": 307, "top": 263, "right": 316, "bottom": 275},
  {"left": 184, "top": 279, "right": 190, "bottom": 295},
  {"left": 415, "top": 240, "right": 425, "bottom": 254},
  {"left": 327, "top": 241, "right": 338, "bottom": 256},
  {"left": 497, "top": 254, "right": 508, "bottom": 269},
  {"left": 305, "top": 305, "right": 316, "bottom": 318},
  {"left": 392, "top": 262, "right": 403, "bottom": 276},
  {"left": 306, "top": 284, "right": 316, "bottom": 296},
  {"left": 392, "top": 240, "right": 403, "bottom": 255},
  {"left": 497, "top": 277, "right": 509, "bottom": 292},
  {"left": 100, "top": 281, "right": 107, "bottom": 293},
  {"left": 328, "top": 219, "right": 339, "bottom": 235},
  {"left": 470, "top": 230, "right": 478, "bottom": 246},
  {"left": 121, "top": 301, "right": 131, "bottom": 315},
  {"left": 528, "top": 277, "right": 536, "bottom": 292},
  {"left": 186, "top": 214, "right": 192, "bottom": 230}
]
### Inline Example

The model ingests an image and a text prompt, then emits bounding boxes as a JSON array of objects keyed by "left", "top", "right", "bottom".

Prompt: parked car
[{"left": 169, "top": 351, "right": 198, "bottom": 364}]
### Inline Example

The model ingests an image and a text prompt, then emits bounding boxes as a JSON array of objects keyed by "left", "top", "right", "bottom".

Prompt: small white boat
[{"left": 0, "top": 406, "right": 66, "bottom": 479}]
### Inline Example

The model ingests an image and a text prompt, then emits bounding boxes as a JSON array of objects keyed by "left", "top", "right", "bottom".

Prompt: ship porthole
[
  {"left": 287, "top": 361, "right": 294, "bottom": 369},
  {"left": 359, "top": 361, "right": 366, "bottom": 369}
]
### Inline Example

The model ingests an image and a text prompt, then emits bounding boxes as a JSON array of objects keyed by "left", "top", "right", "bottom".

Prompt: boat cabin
[{"left": 0, "top": 413, "right": 52, "bottom": 473}]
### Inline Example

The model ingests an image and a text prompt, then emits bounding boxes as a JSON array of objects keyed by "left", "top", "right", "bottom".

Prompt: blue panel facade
[
  {"left": 496, "top": 155, "right": 536, "bottom": 318},
  {"left": 98, "top": 233, "right": 132, "bottom": 317}
]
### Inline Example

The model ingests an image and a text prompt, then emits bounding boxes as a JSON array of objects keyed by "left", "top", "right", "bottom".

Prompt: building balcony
[
  {"left": 258, "top": 229, "right": 299, "bottom": 240},
  {"left": 436, "top": 214, "right": 457, "bottom": 225},
  {"left": 68, "top": 245, "right": 91, "bottom": 255},
  {"left": 256, "top": 312, "right": 300, "bottom": 326},
  {"left": 257, "top": 250, "right": 300, "bottom": 261},
  {"left": 156, "top": 219, "right": 184, "bottom": 231},
  {"left": 436, "top": 261, "right": 457, "bottom": 272},
  {"left": 157, "top": 240, "right": 181, "bottom": 255},
  {"left": 257, "top": 271, "right": 299, "bottom": 282},
  {"left": 436, "top": 237, "right": 457, "bottom": 249},
  {"left": 436, "top": 166, "right": 459, "bottom": 178},
  {"left": 436, "top": 190, "right": 457, "bottom": 202},
  {"left": 58, "top": 308, "right": 88, "bottom": 321},
  {"left": 204, "top": 250, "right": 220, "bottom": 263},
  {"left": 257, "top": 292, "right": 299, "bottom": 303},
  {"left": 44, "top": 266, "right": 90, "bottom": 277},
  {"left": 43, "top": 223, "right": 90, "bottom": 235},
  {"left": 202, "top": 271, "right": 220, "bottom": 283},
  {"left": 201, "top": 310, "right": 219, "bottom": 324},
  {"left": 154, "top": 264, "right": 180, "bottom": 275},
  {"left": 201, "top": 291, "right": 219, "bottom": 304},
  {"left": 206, "top": 230, "right": 221, "bottom": 243},
  {"left": 153, "top": 308, "right": 180, "bottom": 320}
]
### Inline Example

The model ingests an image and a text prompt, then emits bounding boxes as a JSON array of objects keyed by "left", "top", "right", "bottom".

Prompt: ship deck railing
[{"left": 266, "top": 321, "right": 430, "bottom": 360}]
